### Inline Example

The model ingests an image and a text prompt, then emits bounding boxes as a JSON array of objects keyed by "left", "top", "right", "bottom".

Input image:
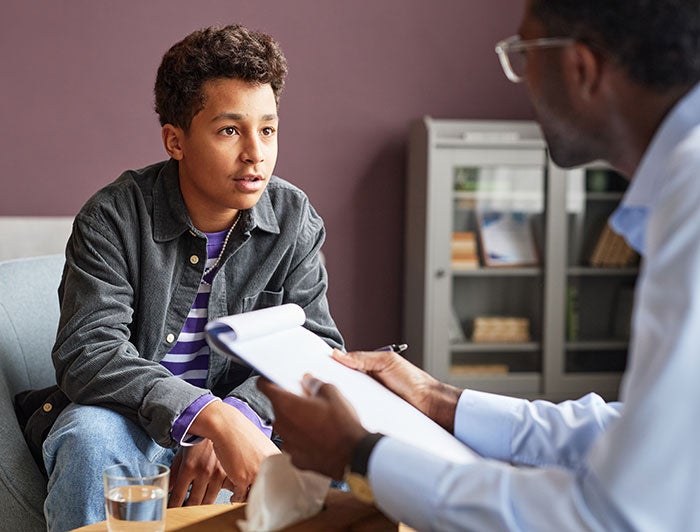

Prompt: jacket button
[
  {"left": 190, "top": 255, "right": 199, "bottom": 265},
  {"left": 166, "top": 333, "right": 176, "bottom": 343},
  {"left": 42, "top": 402, "right": 53, "bottom": 413}
]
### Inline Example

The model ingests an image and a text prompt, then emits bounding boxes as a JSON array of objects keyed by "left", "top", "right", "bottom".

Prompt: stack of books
[
  {"left": 471, "top": 316, "right": 530, "bottom": 343},
  {"left": 589, "top": 223, "right": 638, "bottom": 267},
  {"left": 451, "top": 231, "right": 479, "bottom": 270}
]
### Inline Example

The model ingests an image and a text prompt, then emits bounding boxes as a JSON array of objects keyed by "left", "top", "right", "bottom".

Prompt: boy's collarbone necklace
[{"left": 201, "top": 211, "right": 241, "bottom": 286}]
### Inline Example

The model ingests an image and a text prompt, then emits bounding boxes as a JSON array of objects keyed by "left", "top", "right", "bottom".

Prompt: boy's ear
[{"left": 162, "top": 124, "right": 185, "bottom": 160}]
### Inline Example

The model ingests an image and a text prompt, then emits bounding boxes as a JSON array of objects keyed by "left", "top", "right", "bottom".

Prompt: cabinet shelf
[
  {"left": 450, "top": 341, "right": 540, "bottom": 353},
  {"left": 435, "top": 138, "right": 544, "bottom": 150},
  {"left": 453, "top": 190, "right": 543, "bottom": 202},
  {"left": 566, "top": 340, "right": 629, "bottom": 351},
  {"left": 452, "top": 267, "right": 542, "bottom": 277},
  {"left": 447, "top": 371, "right": 541, "bottom": 395},
  {"left": 449, "top": 369, "right": 541, "bottom": 379},
  {"left": 585, "top": 192, "right": 625, "bottom": 201},
  {"left": 567, "top": 266, "right": 638, "bottom": 276}
]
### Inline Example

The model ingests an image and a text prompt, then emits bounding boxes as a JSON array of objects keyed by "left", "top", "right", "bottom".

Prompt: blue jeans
[{"left": 43, "top": 404, "right": 232, "bottom": 532}]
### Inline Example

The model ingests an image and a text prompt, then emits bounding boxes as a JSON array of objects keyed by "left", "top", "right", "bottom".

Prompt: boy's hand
[
  {"left": 169, "top": 439, "right": 234, "bottom": 507},
  {"left": 187, "top": 401, "right": 280, "bottom": 503}
]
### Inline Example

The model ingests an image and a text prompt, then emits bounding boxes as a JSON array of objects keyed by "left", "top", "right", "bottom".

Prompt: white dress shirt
[{"left": 369, "top": 83, "right": 700, "bottom": 531}]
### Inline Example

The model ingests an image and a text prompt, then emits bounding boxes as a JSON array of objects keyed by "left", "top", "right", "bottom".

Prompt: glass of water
[{"left": 103, "top": 462, "right": 169, "bottom": 532}]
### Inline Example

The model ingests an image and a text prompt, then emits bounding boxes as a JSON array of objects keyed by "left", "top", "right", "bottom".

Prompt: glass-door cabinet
[
  {"left": 405, "top": 118, "right": 632, "bottom": 400},
  {"left": 405, "top": 119, "right": 548, "bottom": 398}
]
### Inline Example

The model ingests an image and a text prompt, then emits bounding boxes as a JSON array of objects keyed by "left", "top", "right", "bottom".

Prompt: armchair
[{"left": 0, "top": 254, "right": 64, "bottom": 531}]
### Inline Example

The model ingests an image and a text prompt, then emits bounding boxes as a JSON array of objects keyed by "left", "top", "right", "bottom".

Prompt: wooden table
[{"left": 73, "top": 490, "right": 411, "bottom": 531}]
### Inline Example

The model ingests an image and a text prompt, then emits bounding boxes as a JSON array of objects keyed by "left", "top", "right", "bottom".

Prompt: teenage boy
[{"left": 43, "top": 24, "right": 343, "bottom": 531}]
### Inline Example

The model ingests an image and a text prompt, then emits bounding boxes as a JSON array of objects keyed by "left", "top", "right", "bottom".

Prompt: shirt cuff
[
  {"left": 171, "top": 394, "right": 221, "bottom": 446},
  {"left": 368, "top": 436, "right": 462, "bottom": 531},
  {"left": 454, "top": 389, "right": 525, "bottom": 462},
  {"left": 172, "top": 395, "right": 274, "bottom": 446},
  {"left": 223, "top": 396, "right": 273, "bottom": 438}
]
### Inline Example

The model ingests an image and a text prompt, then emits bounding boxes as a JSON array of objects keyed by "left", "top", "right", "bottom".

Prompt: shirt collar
[
  {"left": 625, "top": 82, "right": 700, "bottom": 208},
  {"left": 611, "top": 82, "right": 700, "bottom": 254},
  {"left": 152, "top": 159, "right": 280, "bottom": 242}
]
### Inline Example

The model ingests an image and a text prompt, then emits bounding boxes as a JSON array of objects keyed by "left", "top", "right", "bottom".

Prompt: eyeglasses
[{"left": 495, "top": 35, "right": 575, "bottom": 83}]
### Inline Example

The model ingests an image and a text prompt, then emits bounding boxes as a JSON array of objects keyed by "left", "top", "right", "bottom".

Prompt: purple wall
[{"left": 0, "top": 0, "right": 533, "bottom": 349}]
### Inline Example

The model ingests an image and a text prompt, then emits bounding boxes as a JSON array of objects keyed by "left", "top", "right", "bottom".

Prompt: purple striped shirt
[{"left": 163, "top": 227, "right": 272, "bottom": 444}]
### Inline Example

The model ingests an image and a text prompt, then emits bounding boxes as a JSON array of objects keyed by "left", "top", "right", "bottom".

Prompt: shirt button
[
  {"left": 190, "top": 255, "right": 199, "bottom": 265},
  {"left": 42, "top": 402, "right": 53, "bottom": 413},
  {"left": 166, "top": 333, "right": 176, "bottom": 343}
]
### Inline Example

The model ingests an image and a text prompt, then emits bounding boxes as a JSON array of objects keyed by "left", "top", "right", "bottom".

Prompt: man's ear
[
  {"left": 567, "top": 42, "right": 604, "bottom": 101},
  {"left": 162, "top": 124, "right": 185, "bottom": 161}
]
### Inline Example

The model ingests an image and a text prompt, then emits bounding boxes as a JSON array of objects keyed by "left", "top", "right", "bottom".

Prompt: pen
[{"left": 374, "top": 343, "right": 409, "bottom": 355}]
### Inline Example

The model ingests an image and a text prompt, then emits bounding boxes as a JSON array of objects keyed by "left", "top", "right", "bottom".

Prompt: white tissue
[{"left": 238, "top": 453, "right": 331, "bottom": 531}]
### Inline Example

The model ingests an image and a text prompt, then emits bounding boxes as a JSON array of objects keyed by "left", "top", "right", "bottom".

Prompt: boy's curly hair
[{"left": 154, "top": 24, "right": 288, "bottom": 129}]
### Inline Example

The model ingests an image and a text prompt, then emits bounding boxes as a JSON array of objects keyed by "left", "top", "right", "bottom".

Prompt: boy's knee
[{"left": 45, "top": 405, "right": 138, "bottom": 467}]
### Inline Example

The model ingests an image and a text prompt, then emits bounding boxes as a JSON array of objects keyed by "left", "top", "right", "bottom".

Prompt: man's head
[
  {"left": 510, "top": 0, "right": 700, "bottom": 171},
  {"left": 154, "top": 24, "right": 288, "bottom": 131},
  {"left": 530, "top": 0, "right": 700, "bottom": 91}
]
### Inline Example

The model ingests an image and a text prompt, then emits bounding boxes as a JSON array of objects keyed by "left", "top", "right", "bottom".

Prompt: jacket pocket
[
  {"left": 14, "top": 385, "right": 71, "bottom": 478},
  {"left": 242, "top": 289, "right": 284, "bottom": 312}
]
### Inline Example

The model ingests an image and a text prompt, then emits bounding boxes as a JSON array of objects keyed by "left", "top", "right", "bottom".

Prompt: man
[
  {"left": 42, "top": 24, "right": 342, "bottom": 531},
  {"left": 259, "top": 1, "right": 700, "bottom": 530}
]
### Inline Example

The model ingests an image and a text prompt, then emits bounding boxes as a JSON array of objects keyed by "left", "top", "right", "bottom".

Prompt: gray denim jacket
[{"left": 52, "top": 159, "right": 343, "bottom": 447}]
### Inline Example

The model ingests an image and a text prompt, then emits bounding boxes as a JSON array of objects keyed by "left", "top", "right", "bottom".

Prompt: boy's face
[{"left": 165, "top": 78, "right": 279, "bottom": 232}]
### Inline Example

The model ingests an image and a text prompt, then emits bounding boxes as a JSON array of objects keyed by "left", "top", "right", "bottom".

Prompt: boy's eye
[
  {"left": 221, "top": 127, "right": 238, "bottom": 136},
  {"left": 262, "top": 127, "right": 275, "bottom": 136}
]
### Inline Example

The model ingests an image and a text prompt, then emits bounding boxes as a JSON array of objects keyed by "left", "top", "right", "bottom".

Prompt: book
[
  {"left": 448, "top": 306, "right": 467, "bottom": 343},
  {"left": 205, "top": 304, "right": 475, "bottom": 465},
  {"left": 451, "top": 231, "right": 479, "bottom": 270},
  {"left": 477, "top": 211, "right": 539, "bottom": 267},
  {"left": 589, "top": 221, "right": 638, "bottom": 267}
]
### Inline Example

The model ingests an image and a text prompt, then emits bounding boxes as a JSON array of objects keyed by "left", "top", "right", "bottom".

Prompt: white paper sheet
[{"left": 206, "top": 304, "right": 477, "bottom": 465}]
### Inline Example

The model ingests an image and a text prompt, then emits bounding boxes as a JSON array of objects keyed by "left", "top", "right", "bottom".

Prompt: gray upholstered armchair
[{"left": 0, "top": 254, "right": 64, "bottom": 531}]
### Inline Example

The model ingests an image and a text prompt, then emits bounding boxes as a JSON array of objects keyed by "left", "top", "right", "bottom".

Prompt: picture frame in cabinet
[{"left": 477, "top": 210, "right": 539, "bottom": 267}]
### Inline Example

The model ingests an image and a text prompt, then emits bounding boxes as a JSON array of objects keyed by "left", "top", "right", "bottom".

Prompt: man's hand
[
  {"left": 169, "top": 439, "right": 235, "bottom": 507},
  {"left": 332, "top": 349, "right": 462, "bottom": 432},
  {"left": 257, "top": 375, "right": 369, "bottom": 480},
  {"left": 187, "top": 401, "right": 280, "bottom": 503}
]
